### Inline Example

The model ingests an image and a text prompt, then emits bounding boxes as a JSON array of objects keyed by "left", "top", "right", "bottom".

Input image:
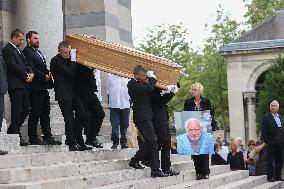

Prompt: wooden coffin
[{"left": 65, "top": 34, "right": 181, "bottom": 89}]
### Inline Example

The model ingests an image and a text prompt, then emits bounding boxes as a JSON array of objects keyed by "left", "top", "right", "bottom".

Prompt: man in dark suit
[
  {"left": 0, "top": 55, "right": 8, "bottom": 155},
  {"left": 50, "top": 41, "right": 90, "bottom": 151},
  {"left": 261, "top": 100, "right": 283, "bottom": 182},
  {"left": 23, "top": 31, "right": 61, "bottom": 145},
  {"left": 151, "top": 86, "right": 180, "bottom": 176},
  {"left": 127, "top": 65, "right": 167, "bottom": 178},
  {"left": 74, "top": 64, "right": 105, "bottom": 148},
  {"left": 2, "top": 29, "right": 34, "bottom": 146}
]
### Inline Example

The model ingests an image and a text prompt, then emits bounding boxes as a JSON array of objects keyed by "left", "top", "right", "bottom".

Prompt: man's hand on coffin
[
  {"left": 160, "top": 86, "right": 172, "bottom": 96},
  {"left": 70, "top": 49, "right": 77, "bottom": 62},
  {"left": 146, "top": 71, "right": 156, "bottom": 79},
  {"left": 170, "top": 85, "right": 179, "bottom": 94}
]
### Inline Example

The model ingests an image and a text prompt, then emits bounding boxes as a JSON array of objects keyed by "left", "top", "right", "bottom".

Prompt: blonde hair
[
  {"left": 191, "top": 82, "right": 203, "bottom": 94},
  {"left": 229, "top": 141, "right": 238, "bottom": 153}
]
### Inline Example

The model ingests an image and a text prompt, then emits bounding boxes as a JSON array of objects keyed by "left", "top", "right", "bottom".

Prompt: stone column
[
  {"left": 244, "top": 91, "right": 257, "bottom": 141},
  {"left": 14, "top": 0, "right": 64, "bottom": 63}
]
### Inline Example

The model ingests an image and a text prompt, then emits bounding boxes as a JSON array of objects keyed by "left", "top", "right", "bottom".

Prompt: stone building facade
[
  {"left": 0, "top": 0, "right": 133, "bottom": 138},
  {"left": 220, "top": 10, "right": 284, "bottom": 142}
]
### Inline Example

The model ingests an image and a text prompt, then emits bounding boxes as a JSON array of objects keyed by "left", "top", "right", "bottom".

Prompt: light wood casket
[{"left": 65, "top": 34, "right": 181, "bottom": 89}]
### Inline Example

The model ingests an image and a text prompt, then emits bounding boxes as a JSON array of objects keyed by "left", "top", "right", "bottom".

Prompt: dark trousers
[
  {"left": 132, "top": 120, "right": 160, "bottom": 171},
  {"left": 73, "top": 97, "right": 88, "bottom": 144},
  {"left": 0, "top": 93, "right": 4, "bottom": 131},
  {"left": 58, "top": 96, "right": 84, "bottom": 146},
  {"left": 28, "top": 90, "right": 52, "bottom": 141},
  {"left": 192, "top": 154, "right": 210, "bottom": 175},
  {"left": 266, "top": 144, "right": 283, "bottom": 180},
  {"left": 81, "top": 94, "right": 105, "bottom": 142},
  {"left": 8, "top": 88, "right": 30, "bottom": 136},
  {"left": 153, "top": 122, "right": 171, "bottom": 171},
  {"left": 110, "top": 108, "right": 130, "bottom": 145}
]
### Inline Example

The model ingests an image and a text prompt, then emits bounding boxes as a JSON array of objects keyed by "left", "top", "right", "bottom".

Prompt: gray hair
[
  {"left": 184, "top": 118, "right": 201, "bottom": 131},
  {"left": 58, "top": 40, "right": 70, "bottom": 50},
  {"left": 270, "top": 100, "right": 279, "bottom": 109}
]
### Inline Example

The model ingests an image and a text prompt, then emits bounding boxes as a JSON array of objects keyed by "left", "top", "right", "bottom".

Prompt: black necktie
[{"left": 35, "top": 49, "right": 46, "bottom": 64}]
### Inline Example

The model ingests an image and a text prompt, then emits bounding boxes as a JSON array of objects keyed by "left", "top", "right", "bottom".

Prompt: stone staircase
[
  {"left": 1, "top": 95, "right": 283, "bottom": 188},
  {"left": 0, "top": 133, "right": 283, "bottom": 189}
]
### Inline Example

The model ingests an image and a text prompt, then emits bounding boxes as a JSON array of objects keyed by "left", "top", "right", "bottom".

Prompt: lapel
[
  {"left": 35, "top": 49, "right": 46, "bottom": 65},
  {"left": 8, "top": 43, "right": 26, "bottom": 62},
  {"left": 268, "top": 112, "right": 280, "bottom": 128}
]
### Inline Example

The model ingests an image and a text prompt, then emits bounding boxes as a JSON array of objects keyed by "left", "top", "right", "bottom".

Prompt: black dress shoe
[
  {"left": 44, "top": 137, "right": 62, "bottom": 145},
  {"left": 151, "top": 170, "right": 168, "bottom": 178},
  {"left": 202, "top": 174, "right": 209, "bottom": 179},
  {"left": 163, "top": 168, "right": 180, "bottom": 176},
  {"left": 141, "top": 160, "right": 151, "bottom": 167},
  {"left": 86, "top": 140, "right": 103, "bottom": 148},
  {"left": 20, "top": 139, "right": 29, "bottom": 146},
  {"left": 69, "top": 144, "right": 84, "bottom": 151},
  {"left": 121, "top": 144, "right": 129, "bottom": 149},
  {"left": 196, "top": 174, "right": 203, "bottom": 180},
  {"left": 129, "top": 161, "right": 144, "bottom": 169},
  {"left": 0, "top": 150, "right": 8, "bottom": 155},
  {"left": 267, "top": 178, "right": 275, "bottom": 182},
  {"left": 78, "top": 143, "right": 93, "bottom": 151},
  {"left": 29, "top": 138, "right": 47, "bottom": 145},
  {"left": 111, "top": 144, "right": 118, "bottom": 149},
  {"left": 275, "top": 177, "right": 284, "bottom": 181}
]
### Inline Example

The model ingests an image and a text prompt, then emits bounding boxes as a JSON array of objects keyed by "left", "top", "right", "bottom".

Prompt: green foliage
[
  {"left": 136, "top": 5, "right": 242, "bottom": 130},
  {"left": 137, "top": 23, "right": 192, "bottom": 71},
  {"left": 184, "top": 5, "right": 242, "bottom": 129},
  {"left": 256, "top": 56, "right": 284, "bottom": 133},
  {"left": 244, "top": 0, "right": 284, "bottom": 27}
]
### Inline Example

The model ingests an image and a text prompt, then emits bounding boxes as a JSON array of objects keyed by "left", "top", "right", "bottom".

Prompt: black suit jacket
[
  {"left": 74, "top": 64, "right": 98, "bottom": 101},
  {"left": 128, "top": 77, "right": 157, "bottom": 122},
  {"left": 0, "top": 55, "right": 8, "bottom": 94},
  {"left": 2, "top": 43, "right": 33, "bottom": 90},
  {"left": 184, "top": 96, "right": 219, "bottom": 131},
  {"left": 151, "top": 87, "right": 175, "bottom": 126},
  {"left": 23, "top": 45, "right": 52, "bottom": 91},
  {"left": 50, "top": 54, "right": 76, "bottom": 101},
  {"left": 184, "top": 96, "right": 212, "bottom": 111},
  {"left": 261, "top": 112, "right": 283, "bottom": 145}
]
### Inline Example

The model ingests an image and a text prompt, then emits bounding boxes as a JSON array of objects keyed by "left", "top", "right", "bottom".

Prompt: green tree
[
  {"left": 188, "top": 5, "right": 242, "bottom": 129},
  {"left": 256, "top": 56, "right": 284, "bottom": 133},
  {"left": 137, "top": 24, "right": 195, "bottom": 119},
  {"left": 137, "top": 23, "right": 192, "bottom": 71},
  {"left": 244, "top": 0, "right": 284, "bottom": 27}
]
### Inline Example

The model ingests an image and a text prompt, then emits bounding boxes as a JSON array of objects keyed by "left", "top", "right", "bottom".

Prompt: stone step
[
  {"left": 93, "top": 165, "right": 230, "bottom": 189},
  {"left": 250, "top": 181, "right": 283, "bottom": 189},
  {"left": 0, "top": 148, "right": 137, "bottom": 169},
  {"left": 162, "top": 170, "right": 248, "bottom": 189},
  {"left": 0, "top": 133, "right": 20, "bottom": 152},
  {"left": 0, "top": 158, "right": 193, "bottom": 184},
  {"left": 18, "top": 144, "right": 69, "bottom": 154},
  {"left": 213, "top": 175, "right": 267, "bottom": 189}
]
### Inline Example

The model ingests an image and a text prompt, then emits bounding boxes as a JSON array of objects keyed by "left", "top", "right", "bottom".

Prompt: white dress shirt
[
  {"left": 95, "top": 70, "right": 102, "bottom": 102},
  {"left": 106, "top": 73, "right": 130, "bottom": 109}
]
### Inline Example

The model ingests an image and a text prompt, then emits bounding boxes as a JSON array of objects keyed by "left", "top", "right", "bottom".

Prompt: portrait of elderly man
[{"left": 176, "top": 118, "right": 214, "bottom": 155}]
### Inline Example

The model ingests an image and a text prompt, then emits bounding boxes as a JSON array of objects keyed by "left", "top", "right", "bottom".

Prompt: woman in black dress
[{"left": 184, "top": 82, "right": 213, "bottom": 180}]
